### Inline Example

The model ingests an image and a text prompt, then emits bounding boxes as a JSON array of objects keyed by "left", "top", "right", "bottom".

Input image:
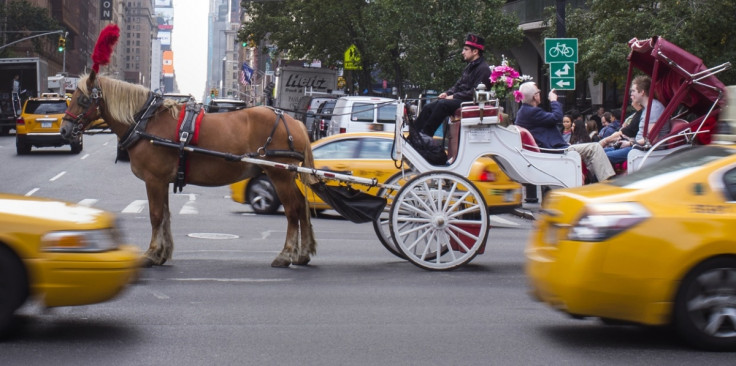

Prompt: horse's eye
[{"left": 78, "top": 95, "right": 91, "bottom": 108}]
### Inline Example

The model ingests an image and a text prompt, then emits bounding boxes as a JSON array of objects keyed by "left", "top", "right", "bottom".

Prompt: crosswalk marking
[
  {"left": 77, "top": 199, "right": 98, "bottom": 207},
  {"left": 122, "top": 199, "right": 148, "bottom": 213}
]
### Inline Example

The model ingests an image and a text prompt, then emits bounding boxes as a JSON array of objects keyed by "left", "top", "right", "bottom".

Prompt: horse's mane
[{"left": 78, "top": 73, "right": 179, "bottom": 125}]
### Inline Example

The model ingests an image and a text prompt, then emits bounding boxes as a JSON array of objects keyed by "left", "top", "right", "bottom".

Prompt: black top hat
[{"left": 464, "top": 33, "right": 485, "bottom": 51}]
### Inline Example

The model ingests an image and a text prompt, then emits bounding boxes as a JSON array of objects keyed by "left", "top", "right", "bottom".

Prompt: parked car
[
  {"left": 293, "top": 94, "right": 339, "bottom": 141},
  {"left": 311, "top": 99, "right": 336, "bottom": 141},
  {"left": 0, "top": 193, "right": 140, "bottom": 336},
  {"left": 526, "top": 144, "right": 736, "bottom": 351},
  {"left": 230, "top": 132, "right": 522, "bottom": 215},
  {"left": 163, "top": 93, "right": 196, "bottom": 104},
  {"left": 207, "top": 98, "right": 247, "bottom": 113},
  {"left": 15, "top": 93, "right": 82, "bottom": 154},
  {"left": 326, "top": 96, "right": 399, "bottom": 136}
]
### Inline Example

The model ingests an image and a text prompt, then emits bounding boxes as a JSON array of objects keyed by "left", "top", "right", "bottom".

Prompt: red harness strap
[{"left": 173, "top": 105, "right": 205, "bottom": 192}]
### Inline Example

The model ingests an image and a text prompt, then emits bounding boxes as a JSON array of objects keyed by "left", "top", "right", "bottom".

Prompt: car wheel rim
[{"left": 685, "top": 267, "right": 736, "bottom": 338}]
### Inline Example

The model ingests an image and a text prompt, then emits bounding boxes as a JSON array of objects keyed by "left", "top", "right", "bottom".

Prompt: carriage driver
[
  {"left": 515, "top": 82, "right": 615, "bottom": 182},
  {"left": 413, "top": 33, "right": 491, "bottom": 137}
]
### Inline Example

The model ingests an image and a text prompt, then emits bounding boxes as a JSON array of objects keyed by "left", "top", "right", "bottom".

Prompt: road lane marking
[
  {"left": 78, "top": 199, "right": 98, "bottom": 207},
  {"left": 25, "top": 188, "right": 39, "bottom": 196},
  {"left": 166, "top": 278, "right": 291, "bottom": 283},
  {"left": 122, "top": 200, "right": 148, "bottom": 213},
  {"left": 147, "top": 289, "right": 170, "bottom": 300},
  {"left": 49, "top": 171, "right": 66, "bottom": 181},
  {"left": 489, "top": 215, "right": 520, "bottom": 227},
  {"left": 179, "top": 200, "right": 198, "bottom": 214},
  {"left": 81, "top": 154, "right": 90, "bottom": 160}
]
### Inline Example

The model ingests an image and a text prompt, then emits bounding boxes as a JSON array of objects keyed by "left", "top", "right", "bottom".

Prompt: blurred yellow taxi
[
  {"left": 525, "top": 144, "right": 736, "bottom": 350},
  {"left": 230, "top": 132, "right": 522, "bottom": 215},
  {"left": 0, "top": 193, "right": 140, "bottom": 336}
]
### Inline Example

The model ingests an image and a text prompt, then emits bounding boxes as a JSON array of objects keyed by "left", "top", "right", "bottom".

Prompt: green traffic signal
[{"left": 57, "top": 36, "right": 66, "bottom": 52}]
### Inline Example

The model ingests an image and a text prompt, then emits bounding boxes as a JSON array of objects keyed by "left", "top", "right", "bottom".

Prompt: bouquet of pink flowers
[{"left": 489, "top": 63, "right": 530, "bottom": 103}]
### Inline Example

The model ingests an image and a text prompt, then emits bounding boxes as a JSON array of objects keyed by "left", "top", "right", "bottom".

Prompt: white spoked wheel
[
  {"left": 389, "top": 171, "right": 488, "bottom": 271},
  {"left": 372, "top": 170, "right": 417, "bottom": 259}
]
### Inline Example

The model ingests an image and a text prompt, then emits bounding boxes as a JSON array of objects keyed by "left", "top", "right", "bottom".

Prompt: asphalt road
[{"left": 0, "top": 133, "right": 733, "bottom": 365}]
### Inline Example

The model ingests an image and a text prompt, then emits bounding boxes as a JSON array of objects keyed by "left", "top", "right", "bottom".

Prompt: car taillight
[
  {"left": 339, "top": 127, "right": 346, "bottom": 134},
  {"left": 478, "top": 169, "right": 497, "bottom": 182},
  {"left": 16, "top": 116, "right": 25, "bottom": 125},
  {"left": 567, "top": 202, "right": 650, "bottom": 242}
]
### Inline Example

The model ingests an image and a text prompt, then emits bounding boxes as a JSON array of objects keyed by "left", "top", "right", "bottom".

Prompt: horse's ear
[{"left": 87, "top": 70, "right": 97, "bottom": 89}]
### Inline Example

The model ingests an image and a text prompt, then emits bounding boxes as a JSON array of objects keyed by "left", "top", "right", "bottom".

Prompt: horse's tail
[{"left": 299, "top": 144, "right": 319, "bottom": 186}]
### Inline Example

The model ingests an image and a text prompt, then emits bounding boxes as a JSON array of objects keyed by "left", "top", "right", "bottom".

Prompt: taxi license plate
[
  {"left": 545, "top": 225, "right": 559, "bottom": 245},
  {"left": 503, "top": 190, "right": 514, "bottom": 202},
  {"left": 368, "top": 124, "right": 384, "bottom": 131},
  {"left": 42, "top": 122, "right": 52, "bottom": 128}
]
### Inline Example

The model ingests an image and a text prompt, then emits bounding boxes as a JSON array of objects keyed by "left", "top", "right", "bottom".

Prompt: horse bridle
[{"left": 63, "top": 85, "right": 103, "bottom": 137}]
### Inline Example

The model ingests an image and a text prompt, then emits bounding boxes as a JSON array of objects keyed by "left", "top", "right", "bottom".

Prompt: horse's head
[{"left": 61, "top": 72, "right": 104, "bottom": 141}]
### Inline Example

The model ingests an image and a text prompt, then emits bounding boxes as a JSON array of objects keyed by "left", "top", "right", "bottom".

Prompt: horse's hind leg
[
  {"left": 268, "top": 170, "right": 305, "bottom": 268},
  {"left": 293, "top": 190, "right": 317, "bottom": 266},
  {"left": 142, "top": 180, "right": 174, "bottom": 267}
]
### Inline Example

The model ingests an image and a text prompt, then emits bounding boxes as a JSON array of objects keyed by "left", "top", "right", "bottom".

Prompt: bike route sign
[{"left": 545, "top": 38, "right": 578, "bottom": 90}]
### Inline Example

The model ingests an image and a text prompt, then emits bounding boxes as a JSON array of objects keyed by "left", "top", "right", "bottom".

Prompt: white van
[{"left": 326, "top": 96, "right": 398, "bottom": 136}]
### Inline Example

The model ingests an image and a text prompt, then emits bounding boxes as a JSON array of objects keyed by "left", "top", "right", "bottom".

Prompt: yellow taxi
[
  {"left": 525, "top": 144, "right": 736, "bottom": 350},
  {"left": 15, "top": 93, "right": 82, "bottom": 154},
  {"left": 230, "top": 132, "right": 522, "bottom": 215},
  {"left": 0, "top": 193, "right": 140, "bottom": 336}
]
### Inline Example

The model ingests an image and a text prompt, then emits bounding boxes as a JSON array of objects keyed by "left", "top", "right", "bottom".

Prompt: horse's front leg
[{"left": 142, "top": 180, "right": 173, "bottom": 267}]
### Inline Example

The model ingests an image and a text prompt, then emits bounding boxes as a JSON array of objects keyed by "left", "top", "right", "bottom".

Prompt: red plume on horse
[
  {"left": 92, "top": 24, "right": 120, "bottom": 73},
  {"left": 61, "top": 24, "right": 320, "bottom": 268}
]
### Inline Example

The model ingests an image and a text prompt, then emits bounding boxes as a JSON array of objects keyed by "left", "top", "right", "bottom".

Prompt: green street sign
[
  {"left": 544, "top": 38, "right": 578, "bottom": 63},
  {"left": 549, "top": 62, "right": 575, "bottom": 90},
  {"left": 550, "top": 76, "right": 575, "bottom": 91}
]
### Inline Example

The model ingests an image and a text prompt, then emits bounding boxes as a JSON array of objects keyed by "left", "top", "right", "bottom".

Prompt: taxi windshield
[{"left": 25, "top": 100, "right": 67, "bottom": 114}]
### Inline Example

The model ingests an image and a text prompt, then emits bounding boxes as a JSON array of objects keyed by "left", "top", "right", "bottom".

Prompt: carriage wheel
[
  {"left": 389, "top": 171, "right": 488, "bottom": 271},
  {"left": 372, "top": 170, "right": 417, "bottom": 259}
]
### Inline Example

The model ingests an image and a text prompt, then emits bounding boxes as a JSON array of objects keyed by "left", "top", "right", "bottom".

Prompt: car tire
[
  {"left": 674, "top": 256, "right": 736, "bottom": 351},
  {"left": 246, "top": 175, "right": 281, "bottom": 215},
  {"left": 15, "top": 140, "right": 30, "bottom": 155},
  {"left": 70, "top": 137, "right": 83, "bottom": 154},
  {"left": 0, "top": 245, "right": 29, "bottom": 338}
]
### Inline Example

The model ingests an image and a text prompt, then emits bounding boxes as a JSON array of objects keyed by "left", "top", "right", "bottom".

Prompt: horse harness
[{"left": 120, "top": 95, "right": 305, "bottom": 193}]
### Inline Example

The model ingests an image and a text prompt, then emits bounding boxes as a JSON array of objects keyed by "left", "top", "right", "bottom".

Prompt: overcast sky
[{"left": 171, "top": 0, "right": 208, "bottom": 97}]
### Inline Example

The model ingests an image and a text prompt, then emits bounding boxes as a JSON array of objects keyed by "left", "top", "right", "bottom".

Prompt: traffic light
[
  {"left": 210, "top": 88, "right": 215, "bottom": 98},
  {"left": 57, "top": 36, "right": 66, "bottom": 52},
  {"left": 214, "top": 89, "right": 218, "bottom": 97}
]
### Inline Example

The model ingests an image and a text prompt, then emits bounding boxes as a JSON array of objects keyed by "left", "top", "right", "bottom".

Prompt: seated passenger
[
  {"left": 600, "top": 75, "right": 667, "bottom": 164},
  {"left": 515, "top": 81, "right": 615, "bottom": 182}
]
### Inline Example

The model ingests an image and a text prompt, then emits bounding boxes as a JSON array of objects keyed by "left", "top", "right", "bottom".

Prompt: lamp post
[{"left": 221, "top": 56, "right": 226, "bottom": 97}]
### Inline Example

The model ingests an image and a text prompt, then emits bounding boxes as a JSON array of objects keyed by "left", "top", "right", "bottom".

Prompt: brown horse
[{"left": 60, "top": 71, "right": 319, "bottom": 268}]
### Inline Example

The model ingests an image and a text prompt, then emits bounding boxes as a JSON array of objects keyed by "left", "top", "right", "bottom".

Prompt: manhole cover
[{"left": 187, "top": 233, "right": 239, "bottom": 240}]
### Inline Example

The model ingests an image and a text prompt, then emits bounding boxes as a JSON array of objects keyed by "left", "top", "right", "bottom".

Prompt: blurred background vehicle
[
  {"left": 326, "top": 96, "right": 398, "bottom": 136},
  {"left": 311, "top": 99, "right": 337, "bottom": 141},
  {"left": 15, "top": 93, "right": 81, "bottom": 154},
  {"left": 293, "top": 94, "right": 338, "bottom": 141},
  {"left": 230, "top": 132, "right": 522, "bottom": 215},
  {"left": 206, "top": 98, "right": 247, "bottom": 113},
  {"left": 163, "top": 93, "right": 196, "bottom": 104},
  {"left": 526, "top": 144, "right": 736, "bottom": 351},
  {"left": 0, "top": 193, "right": 140, "bottom": 337}
]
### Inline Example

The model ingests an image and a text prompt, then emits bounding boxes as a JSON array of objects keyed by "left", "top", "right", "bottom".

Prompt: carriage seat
[{"left": 515, "top": 126, "right": 541, "bottom": 152}]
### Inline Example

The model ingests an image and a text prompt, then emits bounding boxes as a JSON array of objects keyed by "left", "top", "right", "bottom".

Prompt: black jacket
[{"left": 445, "top": 58, "right": 491, "bottom": 101}]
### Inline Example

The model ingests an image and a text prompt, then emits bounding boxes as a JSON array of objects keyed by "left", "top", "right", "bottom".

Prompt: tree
[
  {"left": 555, "top": 0, "right": 736, "bottom": 87},
  {"left": 0, "top": 0, "right": 62, "bottom": 57},
  {"left": 239, "top": 0, "right": 523, "bottom": 95}
]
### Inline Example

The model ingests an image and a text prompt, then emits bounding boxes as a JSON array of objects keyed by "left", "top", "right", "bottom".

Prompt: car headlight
[
  {"left": 567, "top": 202, "right": 651, "bottom": 242},
  {"left": 42, "top": 227, "right": 123, "bottom": 252}
]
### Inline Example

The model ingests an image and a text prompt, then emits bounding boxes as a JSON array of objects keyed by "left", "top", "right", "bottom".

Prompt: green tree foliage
[
  {"left": 0, "top": 0, "right": 62, "bottom": 57},
  {"left": 558, "top": 0, "right": 736, "bottom": 86},
  {"left": 239, "top": 0, "right": 523, "bottom": 95}
]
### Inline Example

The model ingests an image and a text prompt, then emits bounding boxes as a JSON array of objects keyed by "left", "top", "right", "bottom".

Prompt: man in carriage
[
  {"left": 515, "top": 81, "right": 615, "bottom": 182},
  {"left": 413, "top": 33, "right": 491, "bottom": 138}
]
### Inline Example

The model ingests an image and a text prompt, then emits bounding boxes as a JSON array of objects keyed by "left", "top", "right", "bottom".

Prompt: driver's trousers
[{"left": 415, "top": 98, "right": 463, "bottom": 136}]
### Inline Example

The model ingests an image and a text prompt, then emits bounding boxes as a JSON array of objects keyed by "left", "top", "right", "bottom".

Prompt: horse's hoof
[
  {"left": 139, "top": 257, "right": 155, "bottom": 268},
  {"left": 271, "top": 257, "right": 291, "bottom": 268},
  {"left": 292, "top": 256, "right": 311, "bottom": 266}
]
